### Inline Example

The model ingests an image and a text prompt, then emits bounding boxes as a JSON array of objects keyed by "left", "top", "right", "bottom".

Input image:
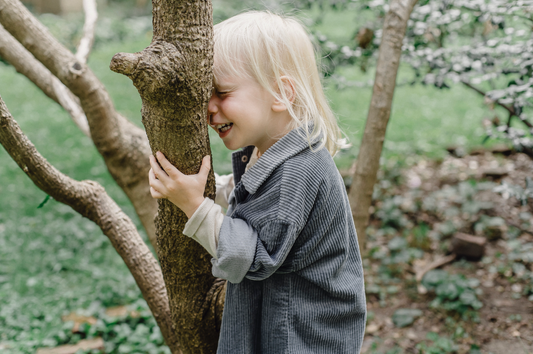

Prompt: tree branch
[
  {"left": 0, "top": 0, "right": 158, "bottom": 248},
  {"left": 0, "top": 24, "right": 90, "bottom": 137},
  {"left": 76, "top": 0, "right": 98, "bottom": 65},
  {"left": 461, "top": 80, "right": 533, "bottom": 129},
  {"left": 0, "top": 95, "right": 180, "bottom": 353}
]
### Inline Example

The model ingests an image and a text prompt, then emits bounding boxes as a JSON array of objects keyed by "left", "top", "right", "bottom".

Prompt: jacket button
[{"left": 241, "top": 155, "right": 248, "bottom": 163}]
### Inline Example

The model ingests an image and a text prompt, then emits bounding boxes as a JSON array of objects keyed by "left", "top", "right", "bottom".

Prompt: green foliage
[
  {"left": 410, "top": 223, "right": 432, "bottom": 251},
  {"left": 494, "top": 177, "right": 533, "bottom": 206},
  {"left": 415, "top": 332, "right": 457, "bottom": 354},
  {"left": 291, "top": 0, "right": 533, "bottom": 155},
  {"left": 422, "top": 270, "right": 482, "bottom": 317},
  {"left": 392, "top": 308, "right": 423, "bottom": 328},
  {"left": 1, "top": 300, "right": 169, "bottom": 353},
  {"left": 36, "top": 195, "right": 51, "bottom": 209}
]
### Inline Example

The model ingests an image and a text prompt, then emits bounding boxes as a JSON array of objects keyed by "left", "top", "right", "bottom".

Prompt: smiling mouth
[{"left": 214, "top": 123, "right": 233, "bottom": 133}]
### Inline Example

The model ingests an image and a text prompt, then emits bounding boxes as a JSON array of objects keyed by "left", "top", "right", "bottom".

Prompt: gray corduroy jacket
[{"left": 212, "top": 127, "right": 366, "bottom": 353}]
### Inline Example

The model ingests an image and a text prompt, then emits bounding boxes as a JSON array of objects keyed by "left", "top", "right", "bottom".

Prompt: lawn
[{"left": 0, "top": 2, "right": 509, "bottom": 353}]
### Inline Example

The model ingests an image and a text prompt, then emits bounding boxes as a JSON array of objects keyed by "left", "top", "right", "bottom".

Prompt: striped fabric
[{"left": 212, "top": 126, "right": 366, "bottom": 353}]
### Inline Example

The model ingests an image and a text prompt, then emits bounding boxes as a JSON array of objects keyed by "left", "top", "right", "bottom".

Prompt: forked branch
[
  {"left": 0, "top": 0, "right": 158, "bottom": 247},
  {"left": 0, "top": 24, "right": 90, "bottom": 137},
  {"left": 0, "top": 95, "right": 180, "bottom": 353}
]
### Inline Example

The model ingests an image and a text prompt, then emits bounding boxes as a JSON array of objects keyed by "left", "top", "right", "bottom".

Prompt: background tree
[{"left": 292, "top": 0, "right": 533, "bottom": 244}]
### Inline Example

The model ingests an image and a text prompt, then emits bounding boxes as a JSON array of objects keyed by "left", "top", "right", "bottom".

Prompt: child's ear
[{"left": 272, "top": 76, "right": 296, "bottom": 113}]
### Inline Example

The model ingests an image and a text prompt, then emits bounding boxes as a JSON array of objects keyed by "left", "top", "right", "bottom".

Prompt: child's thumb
[{"left": 199, "top": 155, "right": 211, "bottom": 179}]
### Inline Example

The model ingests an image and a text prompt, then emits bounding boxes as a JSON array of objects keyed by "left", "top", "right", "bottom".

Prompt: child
[{"left": 148, "top": 11, "right": 366, "bottom": 353}]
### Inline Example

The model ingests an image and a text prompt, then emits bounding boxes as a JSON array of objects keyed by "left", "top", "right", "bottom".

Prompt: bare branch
[
  {"left": 462, "top": 80, "right": 533, "bottom": 129},
  {"left": 0, "top": 94, "right": 180, "bottom": 352},
  {"left": 0, "top": 0, "right": 158, "bottom": 248},
  {"left": 52, "top": 79, "right": 91, "bottom": 136},
  {"left": 76, "top": 0, "right": 97, "bottom": 65},
  {"left": 0, "top": 24, "right": 90, "bottom": 137}
]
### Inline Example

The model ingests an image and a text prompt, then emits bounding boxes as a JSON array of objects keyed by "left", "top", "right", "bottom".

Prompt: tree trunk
[
  {"left": 111, "top": 0, "right": 224, "bottom": 352},
  {"left": 348, "top": 0, "right": 418, "bottom": 250}
]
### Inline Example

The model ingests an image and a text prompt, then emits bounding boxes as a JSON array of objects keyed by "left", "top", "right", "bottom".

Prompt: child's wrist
[{"left": 184, "top": 197, "right": 205, "bottom": 219}]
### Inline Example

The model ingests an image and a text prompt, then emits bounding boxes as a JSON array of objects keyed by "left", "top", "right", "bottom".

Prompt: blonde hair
[{"left": 213, "top": 11, "right": 347, "bottom": 156}]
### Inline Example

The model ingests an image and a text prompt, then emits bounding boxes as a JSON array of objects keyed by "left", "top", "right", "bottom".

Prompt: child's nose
[{"left": 207, "top": 91, "right": 219, "bottom": 116}]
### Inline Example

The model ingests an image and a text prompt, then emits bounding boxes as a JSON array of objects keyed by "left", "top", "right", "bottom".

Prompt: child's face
[{"left": 208, "top": 73, "right": 289, "bottom": 154}]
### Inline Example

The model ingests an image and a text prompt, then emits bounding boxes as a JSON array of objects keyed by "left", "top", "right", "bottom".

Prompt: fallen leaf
[
  {"left": 105, "top": 305, "right": 128, "bottom": 317},
  {"left": 366, "top": 323, "right": 380, "bottom": 334},
  {"left": 36, "top": 338, "right": 104, "bottom": 354},
  {"left": 61, "top": 313, "right": 97, "bottom": 333}
]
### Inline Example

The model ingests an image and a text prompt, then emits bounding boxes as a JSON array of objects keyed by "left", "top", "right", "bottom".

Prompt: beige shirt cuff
[{"left": 183, "top": 197, "right": 224, "bottom": 259}]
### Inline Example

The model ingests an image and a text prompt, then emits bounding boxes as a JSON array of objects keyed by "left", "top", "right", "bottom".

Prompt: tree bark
[
  {"left": 111, "top": 0, "right": 224, "bottom": 352},
  {"left": 0, "top": 23, "right": 90, "bottom": 137},
  {"left": 0, "top": 95, "right": 179, "bottom": 352},
  {"left": 348, "top": 0, "right": 418, "bottom": 250},
  {"left": 0, "top": 0, "right": 158, "bottom": 249},
  {"left": 75, "top": 0, "right": 97, "bottom": 65}
]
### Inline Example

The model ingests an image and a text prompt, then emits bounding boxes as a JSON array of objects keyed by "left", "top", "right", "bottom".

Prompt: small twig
[
  {"left": 507, "top": 111, "right": 513, "bottom": 131},
  {"left": 415, "top": 254, "right": 456, "bottom": 294},
  {"left": 462, "top": 80, "right": 533, "bottom": 129},
  {"left": 75, "top": 0, "right": 98, "bottom": 65},
  {"left": 415, "top": 254, "right": 457, "bottom": 283}
]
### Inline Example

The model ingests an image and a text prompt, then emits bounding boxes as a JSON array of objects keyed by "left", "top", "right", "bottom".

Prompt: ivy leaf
[{"left": 37, "top": 195, "right": 51, "bottom": 209}]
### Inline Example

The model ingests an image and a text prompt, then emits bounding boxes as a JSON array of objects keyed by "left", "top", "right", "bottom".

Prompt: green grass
[{"left": 0, "top": 5, "right": 507, "bottom": 352}]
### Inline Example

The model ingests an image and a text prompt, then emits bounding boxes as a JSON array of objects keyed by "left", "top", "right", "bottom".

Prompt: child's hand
[{"left": 148, "top": 151, "right": 211, "bottom": 218}]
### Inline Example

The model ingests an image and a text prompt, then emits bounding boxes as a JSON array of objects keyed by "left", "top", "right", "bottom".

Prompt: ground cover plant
[
  {"left": 1, "top": 0, "right": 533, "bottom": 353},
  {"left": 359, "top": 150, "right": 533, "bottom": 353}
]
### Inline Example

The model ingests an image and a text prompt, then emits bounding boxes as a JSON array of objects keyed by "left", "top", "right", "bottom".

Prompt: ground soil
[{"left": 359, "top": 150, "right": 533, "bottom": 354}]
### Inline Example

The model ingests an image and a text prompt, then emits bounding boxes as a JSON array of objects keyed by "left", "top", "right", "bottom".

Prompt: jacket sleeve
[{"left": 212, "top": 217, "right": 299, "bottom": 284}]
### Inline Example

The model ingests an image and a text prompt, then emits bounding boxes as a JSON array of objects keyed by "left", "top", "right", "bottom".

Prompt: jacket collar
[{"left": 232, "top": 124, "right": 321, "bottom": 195}]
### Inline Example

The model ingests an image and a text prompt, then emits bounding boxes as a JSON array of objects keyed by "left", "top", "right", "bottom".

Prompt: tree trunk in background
[
  {"left": 348, "top": 0, "right": 418, "bottom": 250},
  {"left": 111, "top": 0, "right": 224, "bottom": 352}
]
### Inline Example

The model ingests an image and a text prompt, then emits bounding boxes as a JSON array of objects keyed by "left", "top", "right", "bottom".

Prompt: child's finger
[
  {"left": 150, "top": 187, "right": 165, "bottom": 199},
  {"left": 198, "top": 155, "right": 211, "bottom": 181},
  {"left": 148, "top": 168, "right": 159, "bottom": 183},
  {"left": 149, "top": 167, "right": 168, "bottom": 195},
  {"left": 149, "top": 155, "right": 169, "bottom": 182},
  {"left": 156, "top": 151, "right": 183, "bottom": 179}
]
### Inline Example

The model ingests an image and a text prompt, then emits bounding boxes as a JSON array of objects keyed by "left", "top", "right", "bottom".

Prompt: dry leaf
[{"left": 36, "top": 337, "right": 104, "bottom": 354}]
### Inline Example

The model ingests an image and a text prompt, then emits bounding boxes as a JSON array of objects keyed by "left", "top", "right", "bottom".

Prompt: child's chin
[
  {"left": 222, "top": 140, "right": 240, "bottom": 151},
  {"left": 222, "top": 140, "right": 239, "bottom": 150}
]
